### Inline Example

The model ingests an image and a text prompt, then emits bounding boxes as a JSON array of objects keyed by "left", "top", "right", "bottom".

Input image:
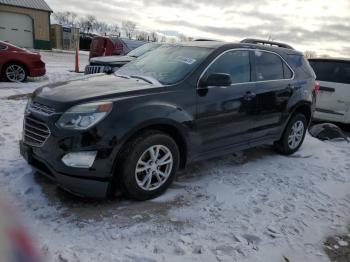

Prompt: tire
[
  {"left": 275, "top": 114, "right": 307, "bottom": 155},
  {"left": 117, "top": 130, "right": 180, "bottom": 201},
  {"left": 4, "top": 63, "right": 27, "bottom": 82}
]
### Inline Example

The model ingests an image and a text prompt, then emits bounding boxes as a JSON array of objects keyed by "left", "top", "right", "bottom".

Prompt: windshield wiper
[
  {"left": 130, "top": 75, "right": 153, "bottom": 84},
  {"left": 115, "top": 74, "right": 130, "bottom": 79}
]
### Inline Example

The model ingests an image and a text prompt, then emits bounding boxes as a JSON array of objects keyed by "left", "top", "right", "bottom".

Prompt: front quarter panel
[{"left": 107, "top": 85, "right": 198, "bottom": 162}]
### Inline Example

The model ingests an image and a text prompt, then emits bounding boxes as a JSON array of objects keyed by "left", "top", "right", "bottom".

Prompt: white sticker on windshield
[{"left": 175, "top": 56, "right": 196, "bottom": 65}]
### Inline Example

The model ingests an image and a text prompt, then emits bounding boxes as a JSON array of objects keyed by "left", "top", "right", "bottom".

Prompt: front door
[{"left": 195, "top": 50, "right": 256, "bottom": 155}]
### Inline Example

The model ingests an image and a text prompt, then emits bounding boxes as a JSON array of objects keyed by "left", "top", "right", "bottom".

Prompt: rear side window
[
  {"left": 205, "top": 50, "right": 251, "bottom": 84},
  {"left": 287, "top": 54, "right": 315, "bottom": 78},
  {"left": 309, "top": 60, "right": 350, "bottom": 84},
  {"left": 0, "top": 44, "right": 7, "bottom": 50},
  {"left": 283, "top": 63, "right": 293, "bottom": 79},
  {"left": 254, "top": 51, "right": 284, "bottom": 81}
]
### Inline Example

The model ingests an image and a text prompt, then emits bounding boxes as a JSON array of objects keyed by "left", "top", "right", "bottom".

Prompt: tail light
[{"left": 313, "top": 81, "right": 320, "bottom": 96}]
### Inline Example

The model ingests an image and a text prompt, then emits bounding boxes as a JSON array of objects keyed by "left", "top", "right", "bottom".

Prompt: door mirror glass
[{"left": 200, "top": 73, "right": 232, "bottom": 87}]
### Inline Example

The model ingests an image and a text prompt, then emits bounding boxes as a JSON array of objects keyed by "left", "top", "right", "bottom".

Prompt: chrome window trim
[{"left": 197, "top": 48, "right": 296, "bottom": 89}]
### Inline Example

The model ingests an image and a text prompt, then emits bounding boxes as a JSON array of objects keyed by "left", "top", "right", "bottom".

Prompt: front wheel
[
  {"left": 118, "top": 130, "right": 180, "bottom": 200},
  {"left": 275, "top": 114, "right": 307, "bottom": 155}
]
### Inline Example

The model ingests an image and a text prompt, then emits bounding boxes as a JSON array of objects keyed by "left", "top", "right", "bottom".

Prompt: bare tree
[
  {"left": 122, "top": 20, "right": 136, "bottom": 39},
  {"left": 304, "top": 50, "right": 317, "bottom": 59},
  {"left": 79, "top": 15, "right": 97, "bottom": 33},
  {"left": 150, "top": 32, "right": 158, "bottom": 42},
  {"left": 178, "top": 33, "right": 188, "bottom": 42},
  {"left": 93, "top": 21, "right": 111, "bottom": 35},
  {"left": 53, "top": 11, "right": 78, "bottom": 27},
  {"left": 136, "top": 31, "right": 148, "bottom": 41},
  {"left": 110, "top": 24, "right": 121, "bottom": 36}
]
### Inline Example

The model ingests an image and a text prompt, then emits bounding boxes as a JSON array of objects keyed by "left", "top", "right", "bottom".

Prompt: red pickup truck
[{"left": 89, "top": 36, "right": 146, "bottom": 60}]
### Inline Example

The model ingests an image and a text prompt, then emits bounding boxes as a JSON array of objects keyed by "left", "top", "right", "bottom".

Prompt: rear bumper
[
  {"left": 20, "top": 140, "right": 110, "bottom": 198},
  {"left": 29, "top": 67, "right": 46, "bottom": 77}
]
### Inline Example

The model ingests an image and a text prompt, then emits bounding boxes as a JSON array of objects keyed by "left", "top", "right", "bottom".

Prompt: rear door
[
  {"left": 249, "top": 50, "right": 295, "bottom": 140},
  {"left": 309, "top": 60, "right": 350, "bottom": 122}
]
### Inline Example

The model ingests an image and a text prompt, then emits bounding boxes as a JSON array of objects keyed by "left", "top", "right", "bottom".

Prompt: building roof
[{"left": 0, "top": 0, "right": 53, "bottom": 12}]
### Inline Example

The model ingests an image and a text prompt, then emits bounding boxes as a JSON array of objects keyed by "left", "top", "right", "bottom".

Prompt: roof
[
  {"left": 0, "top": 0, "right": 52, "bottom": 12},
  {"left": 309, "top": 57, "right": 350, "bottom": 63}
]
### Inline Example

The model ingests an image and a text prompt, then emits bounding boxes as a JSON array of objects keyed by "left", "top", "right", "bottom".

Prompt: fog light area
[{"left": 62, "top": 151, "right": 97, "bottom": 168}]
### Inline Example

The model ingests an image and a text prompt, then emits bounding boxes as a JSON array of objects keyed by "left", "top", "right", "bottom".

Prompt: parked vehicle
[
  {"left": 20, "top": 40, "right": 317, "bottom": 200},
  {"left": 85, "top": 43, "right": 162, "bottom": 74},
  {"left": 309, "top": 58, "right": 350, "bottom": 124},
  {"left": 0, "top": 41, "right": 45, "bottom": 82},
  {"left": 80, "top": 32, "right": 98, "bottom": 51},
  {"left": 89, "top": 36, "right": 146, "bottom": 60}
]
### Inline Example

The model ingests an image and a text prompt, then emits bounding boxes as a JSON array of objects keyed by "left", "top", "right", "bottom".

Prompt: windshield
[
  {"left": 117, "top": 45, "right": 213, "bottom": 85},
  {"left": 127, "top": 43, "right": 161, "bottom": 58}
]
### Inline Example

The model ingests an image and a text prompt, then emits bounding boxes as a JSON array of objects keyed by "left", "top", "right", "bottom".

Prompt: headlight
[{"left": 57, "top": 101, "right": 113, "bottom": 130}]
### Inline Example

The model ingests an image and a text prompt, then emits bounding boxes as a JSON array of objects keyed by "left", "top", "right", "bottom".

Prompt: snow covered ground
[{"left": 0, "top": 51, "right": 350, "bottom": 262}]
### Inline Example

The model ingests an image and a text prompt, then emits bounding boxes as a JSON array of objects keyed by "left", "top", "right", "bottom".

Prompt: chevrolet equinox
[{"left": 20, "top": 39, "right": 317, "bottom": 200}]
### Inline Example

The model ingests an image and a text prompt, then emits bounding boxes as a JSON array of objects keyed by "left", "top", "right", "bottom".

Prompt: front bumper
[
  {"left": 20, "top": 140, "right": 111, "bottom": 198},
  {"left": 29, "top": 67, "right": 46, "bottom": 77}
]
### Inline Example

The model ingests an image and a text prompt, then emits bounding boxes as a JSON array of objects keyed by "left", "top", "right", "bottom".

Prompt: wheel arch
[
  {"left": 116, "top": 120, "right": 189, "bottom": 169},
  {"left": 290, "top": 102, "right": 312, "bottom": 125},
  {"left": 278, "top": 102, "right": 312, "bottom": 141}
]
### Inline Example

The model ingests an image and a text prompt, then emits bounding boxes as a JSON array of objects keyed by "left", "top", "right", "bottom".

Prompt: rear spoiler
[{"left": 240, "top": 38, "right": 294, "bottom": 50}]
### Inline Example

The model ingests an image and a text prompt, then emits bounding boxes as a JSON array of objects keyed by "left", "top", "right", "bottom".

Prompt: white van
[{"left": 309, "top": 58, "right": 350, "bottom": 124}]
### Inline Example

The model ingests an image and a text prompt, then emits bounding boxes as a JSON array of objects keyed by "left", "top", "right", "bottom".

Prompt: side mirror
[{"left": 199, "top": 73, "right": 232, "bottom": 88}]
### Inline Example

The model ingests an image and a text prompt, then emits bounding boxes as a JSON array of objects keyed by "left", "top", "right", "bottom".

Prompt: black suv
[{"left": 20, "top": 39, "right": 317, "bottom": 200}]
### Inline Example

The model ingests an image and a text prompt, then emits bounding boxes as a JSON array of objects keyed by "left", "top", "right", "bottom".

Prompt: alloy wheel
[
  {"left": 5, "top": 65, "right": 26, "bottom": 82},
  {"left": 288, "top": 120, "right": 305, "bottom": 149},
  {"left": 135, "top": 145, "right": 173, "bottom": 191}
]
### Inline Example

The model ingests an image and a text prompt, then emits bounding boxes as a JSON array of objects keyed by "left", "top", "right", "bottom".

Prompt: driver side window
[{"left": 205, "top": 50, "right": 251, "bottom": 84}]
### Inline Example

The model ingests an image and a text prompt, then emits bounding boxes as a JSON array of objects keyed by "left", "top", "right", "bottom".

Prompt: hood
[
  {"left": 90, "top": 55, "right": 134, "bottom": 66},
  {"left": 33, "top": 74, "right": 161, "bottom": 109}
]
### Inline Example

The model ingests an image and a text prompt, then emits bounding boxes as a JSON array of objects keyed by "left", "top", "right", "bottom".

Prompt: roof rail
[{"left": 240, "top": 38, "right": 294, "bottom": 50}]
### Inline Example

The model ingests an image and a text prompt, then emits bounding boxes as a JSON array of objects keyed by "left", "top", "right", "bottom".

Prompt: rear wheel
[
  {"left": 4, "top": 63, "right": 27, "bottom": 82},
  {"left": 117, "top": 130, "right": 180, "bottom": 200},
  {"left": 275, "top": 114, "right": 307, "bottom": 155}
]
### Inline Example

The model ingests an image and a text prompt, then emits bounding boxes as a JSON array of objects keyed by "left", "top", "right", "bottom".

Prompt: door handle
[{"left": 244, "top": 91, "right": 256, "bottom": 101}]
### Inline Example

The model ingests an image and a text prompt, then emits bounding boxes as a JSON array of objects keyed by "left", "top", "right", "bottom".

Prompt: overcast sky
[{"left": 46, "top": 0, "right": 350, "bottom": 57}]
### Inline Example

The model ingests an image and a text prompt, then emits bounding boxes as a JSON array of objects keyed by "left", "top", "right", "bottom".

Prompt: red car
[
  {"left": 0, "top": 41, "right": 46, "bottom": 82},
  {"left": 89, "top": 36, "right": 146, "bottom": 60}
]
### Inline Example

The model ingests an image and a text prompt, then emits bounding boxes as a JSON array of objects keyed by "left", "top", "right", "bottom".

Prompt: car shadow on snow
[
  {"left": 32, "top": 171, "right": 189, "bottom": 227},
  {"left": 31, "top": 145, "right": 286, "bottom": 226}
]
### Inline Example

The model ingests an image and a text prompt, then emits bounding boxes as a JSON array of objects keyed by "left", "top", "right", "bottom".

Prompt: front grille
[
  {"left": 85, "top": 65, "right": 105, "bottom": 74},
  {"left": 23, "top": 116, "right": 50, "bottom": 147},
  {"left": 28, "top": 102, "right": 56, "bottom": 116}
]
